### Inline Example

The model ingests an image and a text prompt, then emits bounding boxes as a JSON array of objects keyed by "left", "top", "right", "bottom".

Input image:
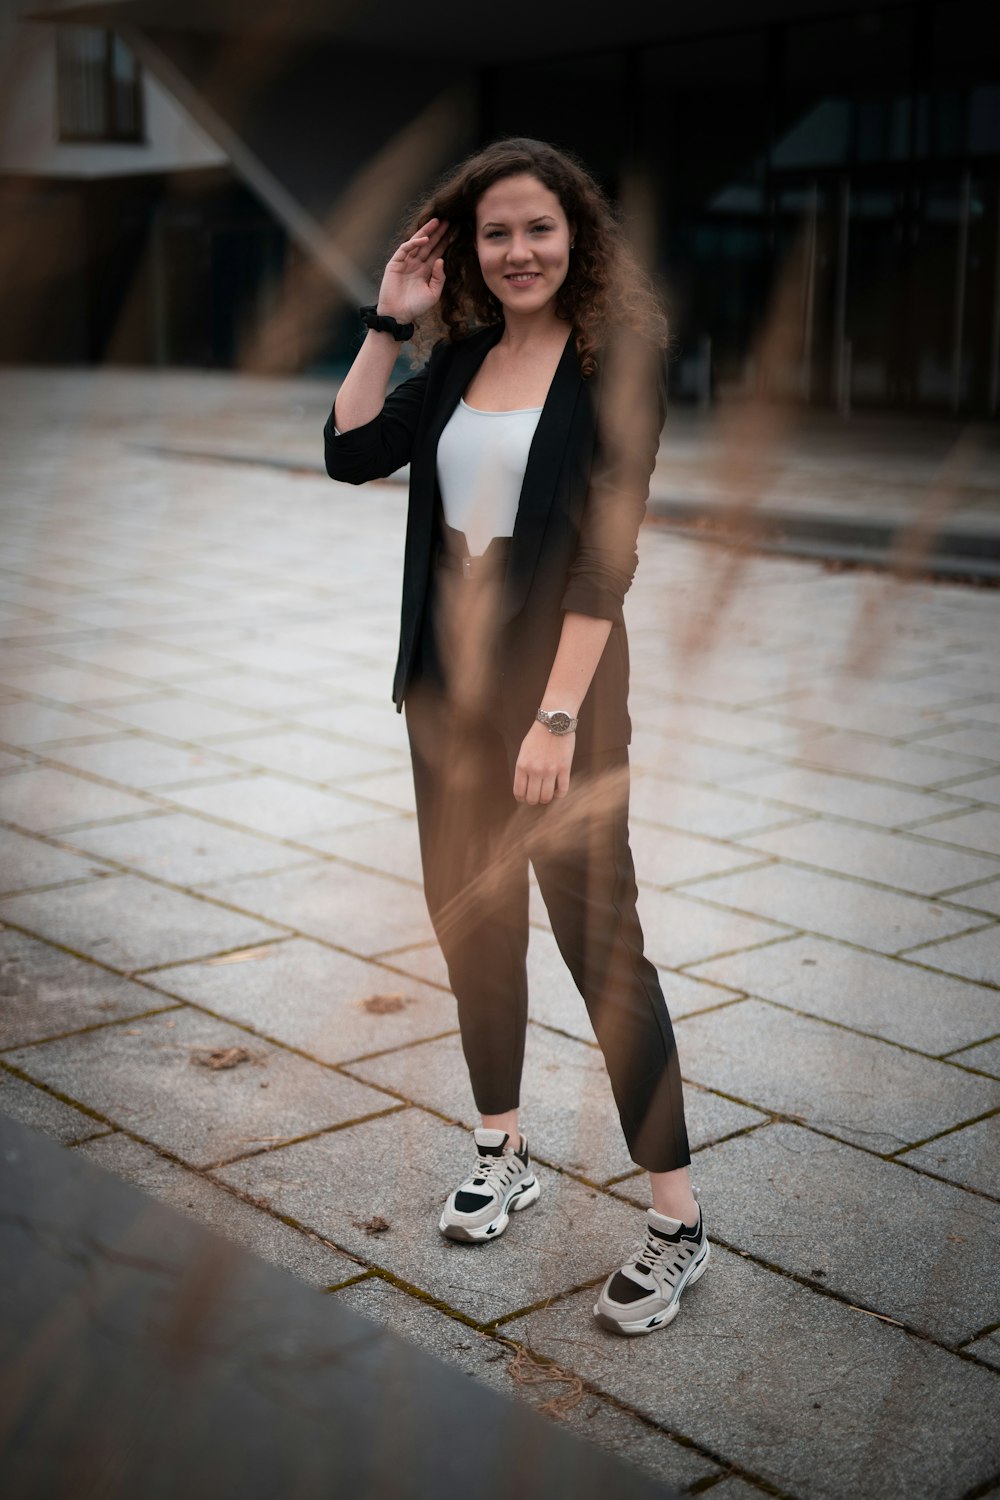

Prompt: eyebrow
[{"left": 481, "top": 215, "right": 557, "bottom": 228}]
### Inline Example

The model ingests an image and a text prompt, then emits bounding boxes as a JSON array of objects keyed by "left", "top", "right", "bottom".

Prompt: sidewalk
[{"left": 1, "top": 367, "right": 999, "bottom": 1498}]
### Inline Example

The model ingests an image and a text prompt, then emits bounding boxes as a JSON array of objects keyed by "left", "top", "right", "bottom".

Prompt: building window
[{"left": 56, "top": 27, "right": 144, "bottom": 144}]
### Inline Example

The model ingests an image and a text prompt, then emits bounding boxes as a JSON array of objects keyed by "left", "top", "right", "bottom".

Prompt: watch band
[{"left": 536, "top": 708, "right": 578, "bottom": 735}]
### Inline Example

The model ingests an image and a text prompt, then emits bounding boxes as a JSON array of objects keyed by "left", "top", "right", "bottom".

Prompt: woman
[{"left": 324, "top": 138, "right": 709, "bottom": 1335}]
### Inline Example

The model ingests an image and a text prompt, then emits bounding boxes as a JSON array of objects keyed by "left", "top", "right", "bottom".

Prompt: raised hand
[{"left": 376, "top": 217, "right": 449, "bottom": 324}]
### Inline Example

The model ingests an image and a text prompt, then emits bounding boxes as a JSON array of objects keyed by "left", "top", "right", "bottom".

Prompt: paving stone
[
  {"left": 0, "top": 665, "right": 153, "bottom": 703},
  {"left": 353, "top": 1029, "right": 765, "bottom": 1183},
  {"left": 332, "top": 766, "right": 417, "bottom": 812},
  {"left": 333, "top": 1279, "right": 720, "bottom": 1493},
  {"left": 206, "top": 860, "right": 433, "bottom": 957},
  {"left": 293, "top": 698, "right": 412, "bottom": 752},
  {"left": 941, "top": 772, "right": 1000, "bottom": 807},
  {"left": 48, "top": 735, "right": 241, "bottom": 788},
  {"left": 5, "top": 1007, "right": 393, "bottom": 1168},
  {"left": 629, "top": 728, "right": 774, "bottom": 785},
  {"left": 309, "top": 813, "right": 424, "bottom": 884},
  {"left": 0, "top": 925, "right": 178, "bottom": 1047},
  {"left": 704, "top": 1482, "right": 776, "bottom": 1500},
  {"left": 153, "top": 937, "right": 458, "bottom": 1061},
  {"left": 761, "top": 691, "right": 956, "bottom": 739},
  {"left": 681, "top": 1122, "right": 999, "bottom": 1342},
  {"left": 44, "top": 639, "right": 207, "bottom": 679},
  {"left": 628, "top": 821, "right": 765, "bottom": 888},
  {"left": 174, "top": 672, "right": 333, "bottom": 713},
  {"left": 967, "top": 1331, "right": 1000, "bottom": 1372},
  {"left": 637, "top": 889, "right": 791, "bottom": 968},
  {"left": 0, "top": 765, "right": 153, "bottom": 831},
  {"left": 202, "top": 638, "right": 345, "bottom": 677},
  {"left": 305, "top": 663, "right": 394, "bottom": 704},
  {"left": 648, "top": 1081, "right": 769, "bottom": 1162},
  {"left": 162, "top": 773, "right": 398, "bottom": 840},
  {"left": 14, "top": 368, "right": 1000, "bottom": 1495},
  {"left": 349, "top": 1029, "right": 632, "bottom": 1182},
  {"left": 0, "top": 1069, "right": 109, "bottom": 1143},
  {"left": 67, "top": 811, "right": 314, "bottom": 887},
  {"left": 507, "top": 1247, "right": 1000, "bottom": 1500},
  {"left": 689, "top": 935, "right": 1000, "bottom": 1055},
  {"left": 910, "top": 925, "right": 1000, "bottom": 984},
  {"left": 729, "top": 764, "right": 963, "bottom": 828},
  {"left": 0, "top": 827, "right": 107, "bottom": 894},
  {"left": 898, "top": 1116, "right": 1000, "bottom": 1199},
  {"left": 675, "top": 999, "right": 1000, "bottom": 1154},
  {"left": 955, "top": 702, "right": 1000, "bottom": 726},
  {"left": 0, "top": 699, "right": 115, "bottom": 745},
  {"left": 97, "top": 694, "right": 266, "bottom": 740},
  {"left": 739, "top": 820, "right": 1000, "bottom": 897},
  {"left": 220, "top": 728, "right": 402, "bottom": 784},
  {"left": 0, "top": 873, "right": 282, "bottom": 971},
  {"left": 525, "top": 925, "right": 741, "bottom": 1041},
  {"left": 630, "top": 777, "right": 795, "bottom": 839},
  {"left": 949, "top": 1037, "right": 1000, "bottom": 1077},
  {"left": 683, "top": 863, "right": 979, "bottom": 955},
  {"left": 76, "top": 1132, "right": 360, "bottom": 1289},
  {"left": 631, "top": 698, "right": 819, "bottom": 750},
  {"left": 374, "top": 939, "right": 452, "bottom": 989},
  {"left": 919, "top": 725, "right": 1000, "bottom": 761},
  {"left": 866, "top": 676, "right": 1000, "bottom": 710},
  {"left": 214, "top": 1108, "right": 644, "bottom": 1324},
  {"left": 952, "top": 879, "right": 1000, "bottom": 916},
  {"left": 916, "top": 809, "right": 1000, "bottom": 857}
]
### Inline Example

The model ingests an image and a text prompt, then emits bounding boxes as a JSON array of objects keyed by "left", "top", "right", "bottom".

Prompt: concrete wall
[{"left": 0, "top": 0, "right": 226, "bottom": 176}]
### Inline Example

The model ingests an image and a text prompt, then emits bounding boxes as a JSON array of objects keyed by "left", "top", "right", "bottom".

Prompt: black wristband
[{"left": 360, "top": 305, "right": 414, "bottom": 342}]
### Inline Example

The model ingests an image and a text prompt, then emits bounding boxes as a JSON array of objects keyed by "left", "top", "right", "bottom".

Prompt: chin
[{"left": 493, "top": 285, "right": 559, "bottom": 316}]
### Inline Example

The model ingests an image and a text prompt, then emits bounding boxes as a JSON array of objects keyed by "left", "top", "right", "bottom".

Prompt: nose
[{"left": 506, "top": 234, "right": 532, "bottom": 263}]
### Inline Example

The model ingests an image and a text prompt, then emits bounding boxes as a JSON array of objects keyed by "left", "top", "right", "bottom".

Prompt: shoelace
[
  {"left": 469, "top": 1149, "right": 520, "bottom": 1191},
  {"left": 632, "top": 1227, "right": 697, "bottom": 1285}
]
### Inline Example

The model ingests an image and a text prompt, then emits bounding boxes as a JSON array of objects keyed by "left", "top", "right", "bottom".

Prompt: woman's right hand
[{"left": 375, "top": 217, "right": 449, "bottom": 324}]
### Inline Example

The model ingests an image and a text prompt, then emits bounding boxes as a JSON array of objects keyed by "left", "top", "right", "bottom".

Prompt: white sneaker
[
  {"left": 439, "top": 1127, "right": 540, "bottom": 1242},
  {"left": 593, "top": 1204, "right": 710, "bottom": 1334}
]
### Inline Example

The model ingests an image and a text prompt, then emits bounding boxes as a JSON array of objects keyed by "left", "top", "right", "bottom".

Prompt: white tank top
[{"left": 436, "top": 398, "right": 542, "bottom": 557}]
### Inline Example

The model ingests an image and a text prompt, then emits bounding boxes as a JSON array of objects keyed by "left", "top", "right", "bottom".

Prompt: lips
[{"left": 505, "top": 273, "right": 539, "bottom": 283}]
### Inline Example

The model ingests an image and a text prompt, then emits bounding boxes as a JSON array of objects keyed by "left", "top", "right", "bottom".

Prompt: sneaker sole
[
  {"left": 439, "top": 1175, "right": 540, "bottom": 1243},
  {"left": 593, "top": 1240, "right": 711, "bottom": 1335}
]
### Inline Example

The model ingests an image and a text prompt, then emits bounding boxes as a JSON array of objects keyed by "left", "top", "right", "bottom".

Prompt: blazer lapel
[
  {"left": 404, "top": 324, "right": 505, "bottom": 644},
  {"left": 501, "top": 330, "right": 584, "bottom": 623}
]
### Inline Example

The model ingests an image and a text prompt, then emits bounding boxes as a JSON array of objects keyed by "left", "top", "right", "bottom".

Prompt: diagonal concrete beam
[{"left": 113, "top": 21, "right": 374, "bottom": 304}]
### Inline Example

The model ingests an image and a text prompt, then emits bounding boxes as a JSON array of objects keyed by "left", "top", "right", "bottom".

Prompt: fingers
[
  {"left": 514, "top": 723, "right": 575, "bottom": 806},
  {"left": 398, "top": 218, "right": 449, "bottom": 263},
  {"left": 513, "top": 766, "right": 567, "bottom": 806}
]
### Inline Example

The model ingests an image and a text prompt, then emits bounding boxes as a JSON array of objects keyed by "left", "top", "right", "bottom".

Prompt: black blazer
[{"left": 323, "top": 324, "right": 666, "bottom": 759}]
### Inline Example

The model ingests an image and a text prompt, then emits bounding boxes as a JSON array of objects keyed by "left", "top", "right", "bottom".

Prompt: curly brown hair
[{"left": 399, "top": 137, "right": 668, "bottom": 378}]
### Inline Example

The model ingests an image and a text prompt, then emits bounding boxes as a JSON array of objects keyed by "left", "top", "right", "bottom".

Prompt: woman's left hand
[{"left": 514, "top": 720, "right": 576, "bottom": 805}]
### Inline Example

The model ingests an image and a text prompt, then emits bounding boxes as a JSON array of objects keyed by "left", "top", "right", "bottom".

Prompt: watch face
[{"left": 548, "top": 711, "right": 573, "bottom": 733}]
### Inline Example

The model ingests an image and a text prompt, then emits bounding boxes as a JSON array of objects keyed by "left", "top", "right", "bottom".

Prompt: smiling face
[{"left": 474, "top": 173, "right": 573, "bottom": 320}]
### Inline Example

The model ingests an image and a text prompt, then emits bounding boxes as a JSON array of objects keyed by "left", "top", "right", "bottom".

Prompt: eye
[
  {"left": 531, "top": 223, "right": 554, "bottom": 233},
  {"left": 483, "top": 229, "right": 506, "bottom": 240}
]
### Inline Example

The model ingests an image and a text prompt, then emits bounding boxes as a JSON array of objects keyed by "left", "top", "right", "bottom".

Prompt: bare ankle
[
  {"left": 648, "top": 1166, "right": 698, "bottom": 1224},
  {"left": 481, "top": 1110, "right": 520, "bottom": 1146}
]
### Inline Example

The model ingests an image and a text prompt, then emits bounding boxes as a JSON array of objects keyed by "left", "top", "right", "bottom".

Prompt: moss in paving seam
[{"left": 198, "top": 1101, "right": 407, "bottom": 1171}]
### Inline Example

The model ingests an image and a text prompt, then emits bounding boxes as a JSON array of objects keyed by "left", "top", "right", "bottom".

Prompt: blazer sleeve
[
  {"left": 323, "top": 358, "right": 432, "bottom": 485},
  {"left": 560, "top": 344, "right": 667, "bottom": 626}
]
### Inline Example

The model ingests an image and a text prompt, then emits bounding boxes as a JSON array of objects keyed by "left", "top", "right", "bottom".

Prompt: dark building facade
[{"left": 10, "top": 0, "right": 1000, "bottom": 416}]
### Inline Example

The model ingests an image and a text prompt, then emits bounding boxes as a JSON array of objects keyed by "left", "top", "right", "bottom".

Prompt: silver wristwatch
[{"left": 536, "top": 708, "right": 579, "bottom": 736}]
